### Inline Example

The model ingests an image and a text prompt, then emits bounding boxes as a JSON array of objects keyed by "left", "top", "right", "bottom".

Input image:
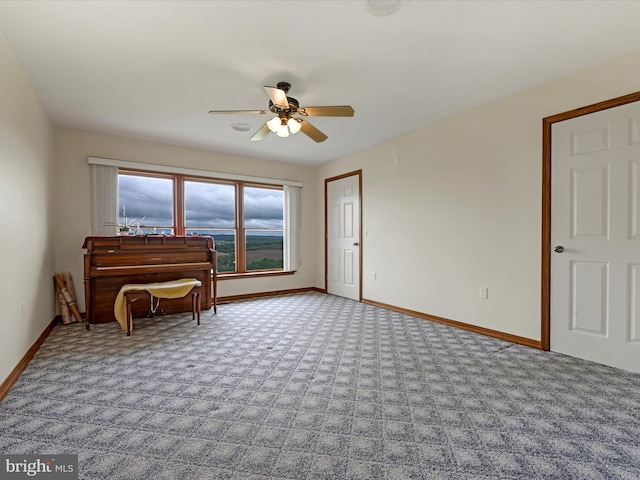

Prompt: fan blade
[
  {"left": 297, "top": 106, "right": 354, "bottom": 117},
  {"left": 250, "top": 123, "right": 271, "bottom": 142},
  {"left": 264, "top": 86, "right": 289, "bottom": 110},
  {"left": 299, "top": 120, "right": 328, "bottom": 143},
  {"left": 208, "top": 109, "right": 268, "bottom": 115}
]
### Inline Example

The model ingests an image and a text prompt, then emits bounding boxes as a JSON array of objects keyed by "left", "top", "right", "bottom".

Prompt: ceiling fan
[{"left": 208, "top": 81, "right": 354, "bottom": 143}]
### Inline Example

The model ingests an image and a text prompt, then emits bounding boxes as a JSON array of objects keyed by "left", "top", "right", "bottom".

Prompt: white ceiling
[{"left": 2, "top": 1, "right": 640, "bottom": 167}]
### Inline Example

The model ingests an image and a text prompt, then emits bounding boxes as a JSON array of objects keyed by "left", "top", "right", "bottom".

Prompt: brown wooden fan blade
[
  {"left": 208, "top": 109, "right": 268, "bottom": 115},
  {"left": 297, "top": 106, "right": 354, "bottom": 117},
  {"left": 299, "top": 120, "right": 328, "bottom": 143},
  {"left": 250, "top": 123, "right": 271, "bottom": 142},
  {"left": 264, "top": 86, "right": 289, "bottom": 109}
]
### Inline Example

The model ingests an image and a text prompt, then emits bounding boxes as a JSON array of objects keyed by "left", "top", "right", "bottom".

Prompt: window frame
[
  {"left": 118, "top": 170, "right": 176, "bottom": 233},
  {"left": 241, "top": 184, "right": 285, "bottom": 273},
  {"left": 118, "top": 168, "right": 286, "bottom": 277}
]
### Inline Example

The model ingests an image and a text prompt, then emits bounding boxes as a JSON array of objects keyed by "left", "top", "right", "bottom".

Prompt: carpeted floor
[{"left": 0, "top": 292, "right": 639, "bottom": 479}]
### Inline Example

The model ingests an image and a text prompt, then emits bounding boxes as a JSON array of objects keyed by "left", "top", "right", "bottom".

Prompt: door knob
[
  {"left": 554, "top": 245, "right": 564, "bottom": 253},
  {"left": 353, "top": 242, "right": 359, "bottom": 246}
]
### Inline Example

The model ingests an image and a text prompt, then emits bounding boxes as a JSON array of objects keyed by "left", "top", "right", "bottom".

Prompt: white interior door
[
  {"left": 551, "top": 100, "right": 640, "bottom": 373},
  {"left": 327, "top": 174, "right": 360, "bottom": 300}
]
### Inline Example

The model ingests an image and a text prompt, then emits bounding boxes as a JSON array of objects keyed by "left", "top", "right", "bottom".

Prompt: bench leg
[
  {"left": 125, "top": 292, "right": 144, "bottom": 335},
  {"left": 197, "top": 292, "right": 201, "bottom": 325},
  {"left": 125, "top": 295, "right": 133, "bottom": 336},
  {"left": 191, "top": 291, "right": 202, "bottom": 325}
]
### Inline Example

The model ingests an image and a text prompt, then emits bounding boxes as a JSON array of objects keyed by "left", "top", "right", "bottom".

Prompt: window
[
  {"left": 118, "top": 173, "right": 174, "bottom": 234},
  {"left": 90, "top": 157, "right": 300, "bottom": 276},
  {"left": 184, "top": 180, "right": 236, "bottom": 272},
  {"left": 117, "top": 170, "right": 286, "bottom": 275},
  {"left": 244, "top": 186, "right": 284, "bottom": 271}
]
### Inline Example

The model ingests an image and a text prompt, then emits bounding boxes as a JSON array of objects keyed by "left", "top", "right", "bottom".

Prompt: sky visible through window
[
  {"left": 118, "top": 175, "right": 173, "bottom": 227},
  {"left": 243, "top": 186, "right": 283, "bottom": 230},
  {"left": 118, "top": 175, "right": 284, "bottom": 233}
]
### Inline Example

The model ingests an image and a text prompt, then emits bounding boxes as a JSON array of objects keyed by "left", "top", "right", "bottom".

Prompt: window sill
[{"left": 218, "top": 270, "right": 295, "bottom": 280}]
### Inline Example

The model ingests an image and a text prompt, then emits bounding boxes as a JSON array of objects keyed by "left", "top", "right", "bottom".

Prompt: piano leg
[
  {"left": 213, "top": 269, "right": 217, "bottom": 314},
  {"left": 83, "top": 276, "right": 92, "bottom": 330}
]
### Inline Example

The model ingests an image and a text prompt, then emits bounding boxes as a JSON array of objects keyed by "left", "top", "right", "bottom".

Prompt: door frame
[
  {"left": 325, "top": 170, "right": 363, "bottom": 300},
  {"left": 541, "top": 90, "right": 640, "bottom": 350}
]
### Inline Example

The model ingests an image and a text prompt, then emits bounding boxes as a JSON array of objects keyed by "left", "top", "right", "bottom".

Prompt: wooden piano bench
[{"left": 123, "top": 283, "right": 202, "bottom": 336}]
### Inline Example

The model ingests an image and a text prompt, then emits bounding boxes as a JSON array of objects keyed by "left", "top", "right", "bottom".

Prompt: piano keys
[{"left": 83, "top": 235, "right": 216, "bottom": 328}]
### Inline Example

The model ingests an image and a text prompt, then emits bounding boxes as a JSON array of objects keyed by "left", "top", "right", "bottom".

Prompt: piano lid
[{"left": 83, "top": 235, "right": 214, "bottom": 250}]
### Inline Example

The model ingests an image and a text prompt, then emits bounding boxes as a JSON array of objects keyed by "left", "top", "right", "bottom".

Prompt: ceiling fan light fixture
[
  {"left": 288, "top": 117, "right": 302, "bottom": 134},
  {"left": 276, "top": 125, "right": 290, "bottom": 138},
  {"left": 208, "top": 81, "right": 354, "bottom": 143},
  {"left": 266, "top": 116, "right": 281, "bottom": 133}
]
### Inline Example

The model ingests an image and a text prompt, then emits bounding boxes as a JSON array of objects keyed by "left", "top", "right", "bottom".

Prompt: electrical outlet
[
  {"left": 373, "top": 272, "right": 377, "bottom": 281},
  {"left": 479, "top": 287, "right": 488, "bottom": 299},
  {"left": 21, "top": 302, "right": 26, "bottom": 320}
]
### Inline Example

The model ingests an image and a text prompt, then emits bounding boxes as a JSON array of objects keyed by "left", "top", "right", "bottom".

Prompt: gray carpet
[{"left": 1, "top": 292, "right": 639, "bottom": 479}]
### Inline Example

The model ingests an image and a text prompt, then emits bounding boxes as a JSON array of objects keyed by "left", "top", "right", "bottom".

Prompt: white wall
[
  {"left": 0, "top": 32, "right": 55, "bottom": 383},
  {"left": 317, "top": 49, "right": 640, "bottom": 342},
  {"left": 53, "top": 127, "right": 317, "bottom": 309}
]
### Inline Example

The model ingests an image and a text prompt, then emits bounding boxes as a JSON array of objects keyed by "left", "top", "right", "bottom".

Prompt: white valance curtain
[{"left": 88, "top": 156, "right": 304, "bottom": 187}]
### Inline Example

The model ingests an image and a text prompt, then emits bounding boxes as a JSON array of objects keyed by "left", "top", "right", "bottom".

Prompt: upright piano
[{"left": 83, "top": 236, "right": 216, "bottom": 327}]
